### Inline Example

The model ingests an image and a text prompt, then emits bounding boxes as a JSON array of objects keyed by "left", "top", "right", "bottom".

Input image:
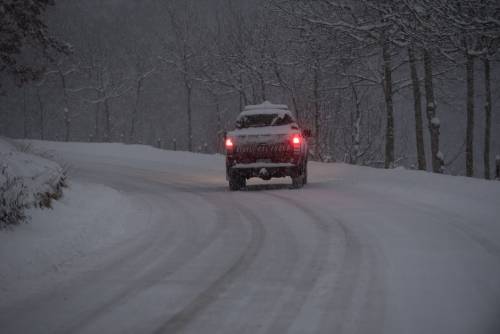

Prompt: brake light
[
  {"left": 225, "top": 138, "right": 234, "bottom": 148},
  {"left": 292, "top": 135, "right": 301, "bottom": 146}
]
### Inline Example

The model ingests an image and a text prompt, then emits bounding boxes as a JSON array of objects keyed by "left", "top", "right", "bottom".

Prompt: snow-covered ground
[
  {"left": 0, "top": 139, "right": 152, "bottom": 306},
  {"left": 0, "top": 182, "right": 152, "bottom": 303},
  {"left": 1, "top": 140, "right": 499, "bottom": 334}
]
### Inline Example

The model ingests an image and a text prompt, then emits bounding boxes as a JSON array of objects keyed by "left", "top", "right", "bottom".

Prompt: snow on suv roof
[
  {"left": 244, "top": 101, "right": 288, "bottom": 111},
  {"left": 238, "top": 101, "right": 294, "bottom": 119}
]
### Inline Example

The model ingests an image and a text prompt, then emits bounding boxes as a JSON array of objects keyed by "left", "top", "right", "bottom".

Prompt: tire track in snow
[
  {"left": 20, "top": 162, "right": 230, "bottom": 334},
  {"left": 153, "top": 195, "right": 265, "bottom": 334},
  {"left": 67, "top": 169, "right": 266, "bottom": 334},
  {"left": 256, "top": 191, "right": 331, "bottom": 334},
  {"left": 262, "top": 191, "right": 384, "bottom": 334},
  {"left": 58, "top": 190, "right": 231, "bottom": 334},
  {"left": 318, "top": 217, "right": 384, "bottom": 334}
]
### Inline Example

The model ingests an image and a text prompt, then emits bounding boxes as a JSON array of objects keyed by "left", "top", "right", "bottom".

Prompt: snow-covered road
[{"left": 1, "top": 141, "right": 500, "bottom": 334}]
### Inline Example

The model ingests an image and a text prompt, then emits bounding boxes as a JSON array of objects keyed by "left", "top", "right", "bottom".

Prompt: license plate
[{"left": 237, "top": 143, "right": 290, "bottom": 154}]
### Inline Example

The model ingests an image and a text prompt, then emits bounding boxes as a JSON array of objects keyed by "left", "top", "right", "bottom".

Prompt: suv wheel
[
  {"left": 229, "top": 173, "right": 246, "bottom": 191},
  {"left": 291, "top": 165, "right": 305, "bottom": 189},
  {"left": 303, "top": 161, "right": 308, "bottom": 185}
]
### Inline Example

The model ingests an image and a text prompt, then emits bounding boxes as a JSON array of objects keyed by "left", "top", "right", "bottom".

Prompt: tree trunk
[
  {"left": 95, "top": 73, "right": 103, "bottom": 141},
  {"left": 291, "top": 95, "right": 299, "bottom": 124},
  {"left": 130, "top": 78, "right": 143, "bottom": 143},
  {"left": 423, "top": 49, "right": 442, "bottom": 173},
  {"left": 351, "top": 85, "right": 361, "bottom": 165},
  {"left": 313, "top": 66, "right": 321, "bottom": 160},
  {"left": 483, "top": 58, "right": 491, "bottom": 180},
  {"left": 216, "top": 98, "right": 222, "bottom": 153},
  {"left": 238, "top": 73, "right": 247, "bottom": 112},
  {"left": 36, "top": 87, "right": 44, "bottom": 140},
  {"left": 23, "top": 87, "right": 28, "bottom": 139},
  {"left": 259, "top": 72, "right": 266, "bottom": 102},
  {"left": 186, "top": 81, "right": 193, "bottom": 152},
  {"left": 59, "top": 72, "right": 71, "bottom": 142},
  {"left": 382, "top": 40, "right": 394, "bottom": 169},
  {"left": 408, "top": 47, "right": 427, "bottom": 170},
  {"left": 465, "top": 54, "right": 475, "bottom": 177},
  {"left": 496, "top": 156, "right": 500, "bottom": 180},
  {"left": 104, "top": 99, "right": 111, "bottom": 142},
  {"left": 64, "top": 108, "right": 70, "bottom": 142},
  {"left": 94, "top": 102, "right": 100, "bottom": 141}
]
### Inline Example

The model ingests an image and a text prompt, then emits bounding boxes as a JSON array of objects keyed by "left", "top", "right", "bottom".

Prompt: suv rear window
[{"left": 236, "top": 113, "right": 294, "bottom": 129}]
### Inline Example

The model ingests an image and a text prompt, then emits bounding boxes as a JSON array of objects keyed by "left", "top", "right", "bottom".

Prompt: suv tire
[
  {"left": 291, "top": 164, "right": 305, "bottom": 189},
  {"left": 229, "top": 173, "right": 246, "bottom": 191},
  {"left": 303, "top": 161, "right": 308, "bottom": 185}
]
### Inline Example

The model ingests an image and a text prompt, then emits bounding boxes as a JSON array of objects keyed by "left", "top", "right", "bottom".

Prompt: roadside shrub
[
  {"left": 35, "top": 172, "right": 67, "bottom": 209},
  {"left": 0, "top": 168, "right": 28, "bottom": 228},
  {"left": 0, "top": 142, "right": 68, "bottom": 228}
]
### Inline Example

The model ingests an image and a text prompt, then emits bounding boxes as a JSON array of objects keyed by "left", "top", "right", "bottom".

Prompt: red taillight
[
  {"left": 292, "top": 135, "right": 301, "bottom": 146},
  {"left": 225, "top": 138, "right": 234, "bottom": 148}
]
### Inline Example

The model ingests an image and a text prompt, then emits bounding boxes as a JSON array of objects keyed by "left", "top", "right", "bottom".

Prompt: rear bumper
[
  {"left": 226, "top": 148, "right": 307, "bottom": 180},
  {"left": 232, "top": 162, "right": 295, "bottom": 169},
  {"left": 226, "top": 162, "right": 301, "bottom": 180}
]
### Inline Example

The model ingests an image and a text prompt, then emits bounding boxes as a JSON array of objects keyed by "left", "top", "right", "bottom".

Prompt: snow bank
[
  {"left": 310, "top": 161, "right": 500, "bottom": 234},
  {"left": 22, "top": 140, "right": 224, "bottom": 181},
  {"left": 0, "top": 181, "right": 150, "bottom": 303},
  {"left": 0, "top": 138, "right": 66, "bottom": 226},
  {"left": 0, "top": 139, "right": 64, "bottom": 198},
  {"left": 0, "top": 139, "right": 157, "bottom": 305}
]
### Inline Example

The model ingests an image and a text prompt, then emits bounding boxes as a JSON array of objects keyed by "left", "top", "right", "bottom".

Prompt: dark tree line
[
  {"left": 1, "top": 0, "right": 499, "bottom": 179},
  {"left": 0, "top": 0, "right": 69, "bottom": 86}
]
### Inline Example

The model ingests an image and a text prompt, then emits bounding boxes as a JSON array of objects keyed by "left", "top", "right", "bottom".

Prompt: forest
[{"left": 1, "top": 0, "right": 499, "bottom": 178}]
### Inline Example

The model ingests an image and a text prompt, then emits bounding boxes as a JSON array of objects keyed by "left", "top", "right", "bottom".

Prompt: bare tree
[
  {"left": 422, "top": 49, "right": 443, "bottom": 173},
  {"left": 408, "top": 46, "right": 427, "bottom": 170},
  {"left": 395, "top": 1, "right": 449, "bottom": 173},
  {"left": 129, "top": 57, "right": 156, "bottom": 143},
  {"left": 22, "top": 86, "right": 29, "bottom": 139},
  {"left": 160, "top": 0, "right": 204, "bottom": 152},
  {"left": 55, "top": 62, "right": 78, "bottom": 142},
  {"left": 433, "top": 0, "right": 500, "bottom": 176},
  {"left": 483, "top": 56, "right": 492, "bottom": 179},
  {"left": 480, "top": 18, "right": 500, "bottom": 179},
  {"left": 274, "top": 0, "right": 404, "bottom": 167},
  {"left": 35, "top": 85, "right": 45, "bottom": 140}
]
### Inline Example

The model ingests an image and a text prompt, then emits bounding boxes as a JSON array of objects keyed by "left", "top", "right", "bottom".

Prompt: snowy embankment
[
  {"left": 0, "top": 138, "right": 66, "bottom": 226},
  {"left": 0, "top": 139, "right": 152, "bottom": 304}
]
